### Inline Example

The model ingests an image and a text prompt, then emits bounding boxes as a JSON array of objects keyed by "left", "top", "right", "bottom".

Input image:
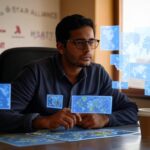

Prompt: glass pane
[{"left": 122, "top": 0, "right": 150, "bottom": 91}]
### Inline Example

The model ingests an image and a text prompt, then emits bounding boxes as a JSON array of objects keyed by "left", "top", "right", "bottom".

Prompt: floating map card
[
  {"left": 112, "top": 81, "right": 128, "bottom": 89},
  {"left": 130, "top": 63, "right": 150, "bottom": 80},
  {"left": 144, "top": 81, "right": 150, "bottom": 96},
  {"left": 0, "top": 83, "right": 11, "bottom": 109},
  {"left": 100, "top": 25, "right": 119, "bottom": 50},
  {"left": 47, "top": 94, "right": 63, "bottom": 109},
  {"left": 71, "top": 95, "right": 112, "bottom": 114},
  {"left": 110, "top": 54, "right": 128, "bottom": 71}
]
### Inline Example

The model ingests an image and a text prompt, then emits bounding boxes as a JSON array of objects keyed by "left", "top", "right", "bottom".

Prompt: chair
[{"left": 0, "top": 47, "right": 58, "bottom": 83}]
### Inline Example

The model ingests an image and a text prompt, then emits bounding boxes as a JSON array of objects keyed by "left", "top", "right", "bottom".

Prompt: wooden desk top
[{"left": 0, "top": 125, "right": 150, "bottom": 150}]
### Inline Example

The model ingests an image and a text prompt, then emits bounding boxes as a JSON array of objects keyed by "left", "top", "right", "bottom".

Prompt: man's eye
[{"left": 89, "top": 40, "right": 95, "bottom": 44}]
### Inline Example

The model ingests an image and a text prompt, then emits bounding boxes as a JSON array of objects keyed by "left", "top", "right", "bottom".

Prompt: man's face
[{"left": 61, "top": 26, "right": 96, "bottom": 67}]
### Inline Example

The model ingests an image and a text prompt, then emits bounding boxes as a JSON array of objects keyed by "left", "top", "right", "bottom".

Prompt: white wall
[{"left": 0, "top": 0, "right": 60, "bottom": 53}]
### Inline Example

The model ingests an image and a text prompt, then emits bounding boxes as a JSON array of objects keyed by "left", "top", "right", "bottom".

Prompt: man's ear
[{"left": 56, "top": 42, "right": 65, "bottom": 55}]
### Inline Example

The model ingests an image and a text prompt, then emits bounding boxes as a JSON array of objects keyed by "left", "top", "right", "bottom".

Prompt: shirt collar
[
  {"left": 55, "top": 54, "right": 66, "bottom": 79},
  {"left": 77, "top": 67, "right": 87, "bottom": 81},
  {"left": 54, "top": 54, "right": 87, "bottom": 80}
]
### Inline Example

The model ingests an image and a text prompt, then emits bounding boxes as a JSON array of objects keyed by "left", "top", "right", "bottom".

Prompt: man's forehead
[{"left": 69, "top": 26, "right": 94, "bottom": 39}]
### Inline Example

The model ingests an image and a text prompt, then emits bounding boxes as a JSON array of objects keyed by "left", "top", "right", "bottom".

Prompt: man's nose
[{"left": 83, "top": 42, "right": 91, "bottom": 52}]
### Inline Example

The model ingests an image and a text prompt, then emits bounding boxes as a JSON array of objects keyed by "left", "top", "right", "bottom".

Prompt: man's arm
[
  {"left": 108, "top": 90, "right": 138, "bottom": 126},
  {"left": 77, "top": 65, "right": 138, "bottom": 129},
  {"left": 0, "top": 110, "right": 39, "bottom": 133},
  {"left": 32, "top": 108, "right": 82, "bottom": 130},
  {"left": 0, "top": 64, "right": 82, "bottom": 132},
  {"left": 0, "top": 65, "right": 39, "bottom": 133},
  {"left": 99, "top": 66, "right": 138, "bottom": 126}
]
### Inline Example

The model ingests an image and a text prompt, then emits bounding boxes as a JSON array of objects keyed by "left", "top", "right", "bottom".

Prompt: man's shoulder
[
  {"left": 28, "top": 55, "right": 56, "bottom": 67},
  {"left": 85, "top": 63, "right": 108, "bottom": 78},
  {"left": 20, "top": 55, "right": 57, "bottom": 76}
]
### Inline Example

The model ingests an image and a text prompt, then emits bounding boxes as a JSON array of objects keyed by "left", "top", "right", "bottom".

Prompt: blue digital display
[
  {"left": 100, "top": 26, "right": 119, "bottom": 50},
  {"left": 71, "top": 95, "right": 112, "bottom": 114},
  {"left": 0, "top": 84, "right": 11, "bottom": 109},
  {"left": 47, "top": 94, "right": 63, "bottom": 109}
]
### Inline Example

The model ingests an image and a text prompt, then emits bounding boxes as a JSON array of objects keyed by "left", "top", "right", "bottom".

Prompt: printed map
[{"left": 0, "top": 127, "right": 137, "bottom": 147}]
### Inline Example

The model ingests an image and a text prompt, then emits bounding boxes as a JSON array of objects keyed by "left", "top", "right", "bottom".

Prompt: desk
[{"left": 0, "top": 125, "right": 150, "bottom": 150}]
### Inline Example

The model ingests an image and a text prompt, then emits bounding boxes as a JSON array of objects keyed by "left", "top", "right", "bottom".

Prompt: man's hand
[
  {"left": 32, "top": 108, "right": 82, "bottom": 130},
  {"left": 77, "top": 114, "right": 109, "bottom": 129}
]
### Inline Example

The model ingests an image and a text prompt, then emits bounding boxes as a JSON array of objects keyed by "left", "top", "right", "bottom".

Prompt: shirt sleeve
[
  {"left": 99, "top": 66, "right": 138, "bottom": 126},
  {"left": 0, "top": 64, "right": 39, "bottom": 133}
]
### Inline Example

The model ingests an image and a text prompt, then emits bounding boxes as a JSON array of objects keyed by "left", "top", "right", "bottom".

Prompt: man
[{"left": 0, "top": 14, "right": 138, "bottom": 133}]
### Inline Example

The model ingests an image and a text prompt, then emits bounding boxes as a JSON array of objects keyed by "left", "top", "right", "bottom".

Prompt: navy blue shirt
[{"left": 0, "top": 54, "right": 138, "bottom": 132}]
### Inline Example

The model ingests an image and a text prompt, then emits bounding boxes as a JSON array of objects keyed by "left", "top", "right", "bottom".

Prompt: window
[{"left": 121, "top": 0, "right": 150, "bottom": 97}]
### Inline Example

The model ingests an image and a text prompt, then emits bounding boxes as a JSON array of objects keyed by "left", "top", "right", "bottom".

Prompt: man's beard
[{"left": 77, "top": 62, "right": 91, "bottom": 68}]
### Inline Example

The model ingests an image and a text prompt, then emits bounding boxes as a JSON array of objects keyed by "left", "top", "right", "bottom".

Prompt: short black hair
[{"left": 55, "top": 14, "right": 95, "bottom": 44}]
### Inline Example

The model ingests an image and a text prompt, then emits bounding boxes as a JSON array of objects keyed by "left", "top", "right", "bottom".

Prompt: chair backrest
[{"left": 0, "top": 47, "right": 58, "bottom": 83}]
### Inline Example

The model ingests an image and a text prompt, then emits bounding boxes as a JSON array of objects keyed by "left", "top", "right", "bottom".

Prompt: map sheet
[{"left": 0, "top": 127, "right": 138, "bottom": 147}]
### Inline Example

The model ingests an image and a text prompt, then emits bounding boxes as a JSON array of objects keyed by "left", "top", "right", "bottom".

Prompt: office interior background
[{"left": 0, "top": 0, "right": 150, "bottom": 107}]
